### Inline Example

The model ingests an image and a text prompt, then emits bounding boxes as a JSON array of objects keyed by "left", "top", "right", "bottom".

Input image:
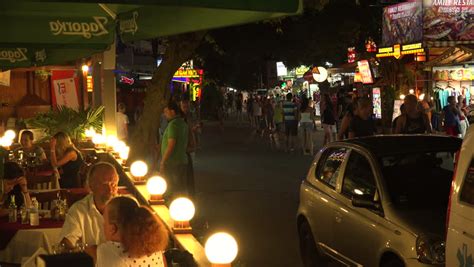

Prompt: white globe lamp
[
  {"left": 4, "top": 130, "right": 16, "bottom": 141},
  {"left": 92, "top": 133, "right": 106, "bottom": 148},
  {"left": 205, "top": 232, "right": 238, "bottom": 266},
  {"left": 130, "top": 160, "right": 148, "bottom": 184},
  {"left": 169, "top": 197, "right": 195, "bottom": 233},
  {"left": 146, "top": 175, "right": 167, "bottom": 204}
]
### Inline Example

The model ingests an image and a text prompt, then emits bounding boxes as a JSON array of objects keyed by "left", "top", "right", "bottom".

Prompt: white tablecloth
[{"left": 0, "top": 227, "right": 61, "bottom": 264}]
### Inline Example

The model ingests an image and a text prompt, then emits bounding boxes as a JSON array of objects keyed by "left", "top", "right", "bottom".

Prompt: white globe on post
[
  {"left": 400, "top": 94, "right": 406, "bottom": 100},
  {"left": 81, "top": 64, "right": 89, "bottom": 73},
  {"left": 119, "top": 146, "right": 130, "bottom": 160},
  {"left": 146, "top": 175, "right": 167, "bottom": 204},
  {"left": 113, "top": 141, "right": 126, "bottom": 153},
  {"left": 0, "top": 137, "right": 13, "bottom": 148},
  {"left": 106, "top": 135, "right": 119, "bottom": 149},
  {"left": 92, "top": 133, "right": 106, "bottom": 147},
  {"left": 85, "top": 127, "right": 96, "bottom": 139},
  {"left": 169, "top": 197, "right": 195, "bottom": 234},
  {"left": 4, "top": 130, "right": 16, "bottom": 141},
  {"left": 205, "top": 232, "right": 238, "bottom": 266},
  {"left": 130, "top": 160, "right": 148, "bottom": 183},
  {"left": 418, "top": 93, "right": 425, "bottom": 101},
  {"left": 409, "top": 89, "right": 415, "bottom": 94}
]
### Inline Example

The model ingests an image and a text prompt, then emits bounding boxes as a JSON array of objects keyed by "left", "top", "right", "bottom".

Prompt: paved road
[{"left": 192, "top": 120, "right": 325, "bottom": 267}]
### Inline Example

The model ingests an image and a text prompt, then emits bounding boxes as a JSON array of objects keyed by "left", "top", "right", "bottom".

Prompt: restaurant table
[{"left": 0, "top": 217, "right": 63, "bottom": 264}]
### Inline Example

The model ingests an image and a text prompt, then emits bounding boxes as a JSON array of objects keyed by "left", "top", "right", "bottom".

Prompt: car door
[
  {"left": 306, "top": 146, "right": 349, "bottom": 253},
  {"left": 331, "top": 149, "right": 384, "bottom": 267},
  {"left": 446, "top": 155, "right": 474, "bottom": 267}
]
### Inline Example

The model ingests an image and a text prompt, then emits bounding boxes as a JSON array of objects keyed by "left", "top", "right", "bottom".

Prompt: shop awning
[
  {"left": 423, "top": 45, "right": 474, "bottom": 70},
  {"left": 0, "top": 1, "right": 301, "bottom": 68}
]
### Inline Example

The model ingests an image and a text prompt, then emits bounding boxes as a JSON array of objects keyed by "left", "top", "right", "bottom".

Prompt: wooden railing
[{"left": 100, "top": 151, "right": 211, "bottom": 267}]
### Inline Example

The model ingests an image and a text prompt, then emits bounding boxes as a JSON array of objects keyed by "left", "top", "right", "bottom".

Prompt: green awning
[{"left": 0, "top": 0, "right": 301, "bottom": 68}]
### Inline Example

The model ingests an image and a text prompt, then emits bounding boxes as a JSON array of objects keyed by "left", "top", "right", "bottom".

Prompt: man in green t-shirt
[{"left": 160, "top": 101, "right": 189, "bottom": 197}]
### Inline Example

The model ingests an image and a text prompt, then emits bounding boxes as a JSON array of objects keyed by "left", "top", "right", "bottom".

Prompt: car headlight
[{"left": 416, "top": 234, "right": 445, "bottom": 264}]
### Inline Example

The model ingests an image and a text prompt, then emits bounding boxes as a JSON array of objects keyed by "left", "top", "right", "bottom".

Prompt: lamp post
[
  {"left": 4, "top": 130, "right": 16, "bottom": 141},
  {"left": 205, "top": 232, "right": 238, "bottom": 267},
  {"left": 169, "top": 197, "right": 195, "bottom": 234},
  {"left": 146, "top": 175, "right": 167, "bottom": 205},
  {"left": 130, "top": 160, "right": 148, "bottom": 184}
]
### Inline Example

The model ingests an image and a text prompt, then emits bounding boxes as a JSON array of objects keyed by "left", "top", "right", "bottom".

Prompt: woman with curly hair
[{"left": 97, "top": 196, "right": 169, "bottom": 266}]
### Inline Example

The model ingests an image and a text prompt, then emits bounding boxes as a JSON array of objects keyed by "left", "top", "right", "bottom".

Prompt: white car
[
  {"left": 297, "top": 135, "right": 462, "bottom": 267},
  {"left": 446, "top": 126, "right": 474, "bottom": 267}
]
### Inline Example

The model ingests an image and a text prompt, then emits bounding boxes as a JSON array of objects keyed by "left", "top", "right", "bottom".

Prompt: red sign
[
  {"left": 347, "top": 47, "right": 356, "bottom": 63},
  {"left": 120, "top": 76, "right": 135, "bottom": 85},
  {"left": 357, "top": 60, "right": 373, "bottom": 84}
]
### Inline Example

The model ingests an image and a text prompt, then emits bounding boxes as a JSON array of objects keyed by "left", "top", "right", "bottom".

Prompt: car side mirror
[{"left": 352, "top": 195, "right": 381, "bottom": 210}]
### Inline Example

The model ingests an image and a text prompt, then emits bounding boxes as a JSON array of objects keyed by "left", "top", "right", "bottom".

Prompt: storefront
[{"left": 172, "top": 68, "right": 204, "bottom": 101}]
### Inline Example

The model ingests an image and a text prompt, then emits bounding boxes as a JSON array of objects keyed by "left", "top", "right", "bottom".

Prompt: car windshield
[{"left": 380, "top": 151, "right": 456, "bottom": 208}]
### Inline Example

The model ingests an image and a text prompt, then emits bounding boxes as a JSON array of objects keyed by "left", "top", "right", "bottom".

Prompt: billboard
[
  {"left": 357, "top": 60, "right": 374, "bottom": 84},
  {"left": 423, "top": 0, "right": 474, "bottom": 43},
  {"left": 382, "top": 0, "right": 423, "bottom": 46}
]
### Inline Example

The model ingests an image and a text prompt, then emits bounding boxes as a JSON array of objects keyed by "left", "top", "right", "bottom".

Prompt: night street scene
[{"left": 0, "top": 0, "right": 474, "bottom": 267}]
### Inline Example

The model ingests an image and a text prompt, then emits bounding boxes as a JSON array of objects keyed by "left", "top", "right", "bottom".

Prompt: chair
[
  {"left": 27, "top": 174, "right": 56, "bottom": 190},
  {"left": 29, "top": 190, "right": 66, "bottom": 210}
]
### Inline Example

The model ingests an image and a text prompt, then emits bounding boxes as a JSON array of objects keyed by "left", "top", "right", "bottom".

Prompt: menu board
[
  {"left": 357, "top": 60, "right": 374, "bottom": 84},
  {"left": 423, "top": 0, "right": 474, "bottom": 42},
  {"left": 383, "top": 0, "right": 423, "bottom": 46}
]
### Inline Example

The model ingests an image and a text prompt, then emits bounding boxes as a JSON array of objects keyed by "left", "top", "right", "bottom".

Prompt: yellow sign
[
  {"left": 86, "top": 75, "right": 93, "bottom": 92},
  {"left": 376, "top": 43, "right": 425, "bottom": 59},
  {"left": 174, "top": 68, "right": 199, "bottom": 78},
  {"left": 393, "top": 44, "right": 401, "bottom": 59},
  {"left": 402, "top": 43, "right": 422, "bottom": 50}
]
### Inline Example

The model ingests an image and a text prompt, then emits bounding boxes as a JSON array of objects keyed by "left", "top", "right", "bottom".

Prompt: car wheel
[
  {"left": 381, "top": 257, "right": 404, "bottom": 267},
  {"left": 299, "top": 222, "right": 327, "bottom": 267}
]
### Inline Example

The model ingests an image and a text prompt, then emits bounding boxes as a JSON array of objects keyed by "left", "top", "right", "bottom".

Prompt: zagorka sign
[
  {"left": 0, "top": 48, "right": 28, "bottom": 63},
  {"left": 49, "top": 17, "right": 109, "bottom": 39},
  {"left": 120, "top": 11, "right": 139, "bottom": 35}
]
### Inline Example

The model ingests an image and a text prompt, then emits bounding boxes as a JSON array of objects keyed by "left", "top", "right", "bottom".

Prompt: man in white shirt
[
  {"left": 59, "top": 162, "right": 119, "bottom": 250},
  {"left": 116, "top": 103, "right": 129, "bottom": 141}
]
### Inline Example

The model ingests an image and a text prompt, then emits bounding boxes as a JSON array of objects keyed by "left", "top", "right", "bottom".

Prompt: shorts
[
  {"left": 285, "top": 121, "right": 298, "bottom": 136},
  {"left": 322, "top": 123, "right": 336, "bottom": 133},
  {"left": 300, "top": 122, "right": 314, "bottom": 131}
]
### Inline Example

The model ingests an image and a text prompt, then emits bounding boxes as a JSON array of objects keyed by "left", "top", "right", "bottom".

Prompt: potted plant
[{"left": 26, "top": 106, "right": 104, "bottom": 142}]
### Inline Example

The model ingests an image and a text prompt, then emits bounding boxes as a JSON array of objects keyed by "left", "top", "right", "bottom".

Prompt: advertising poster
[
  {"left": 423, "top": 0, "right": 474, "bottom": 43},
  {"left": 372, "top": 88, "right": 382, "bottom": 119},
  {"left": 357, "top": 60, "right": 374, "bottom": 84},
  {"left": 0, "top": 70, "right": 11, "bottom": 87},
  {"left": 382, "top": 0, "right": 423, "bottom": 46},
  {"left": 51, "top": 70, "right": 80, "bottom": 110}
]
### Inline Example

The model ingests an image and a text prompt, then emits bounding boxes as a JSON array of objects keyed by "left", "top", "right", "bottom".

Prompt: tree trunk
[{"left": 129, "top": 31, "right": 207, "bottom": 165}]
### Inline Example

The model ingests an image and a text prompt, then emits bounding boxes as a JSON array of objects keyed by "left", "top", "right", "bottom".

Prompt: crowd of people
[{"left": 221, "top": 90, "right": 471, "bottom": 155}]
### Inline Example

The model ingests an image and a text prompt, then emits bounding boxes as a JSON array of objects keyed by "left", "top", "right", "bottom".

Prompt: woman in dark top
[
  {"left": 50, "top": 132, "right": 84, "bottom": 188},
  {"left": 394, "top": 94, "right": 432, "bottom": 134}
]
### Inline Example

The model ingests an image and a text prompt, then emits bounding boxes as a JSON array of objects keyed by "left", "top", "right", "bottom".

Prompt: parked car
[
  {"left": 446, "top": 126, "right": 474, "bottom": 267},
  {"left": 297, "top": 135, "right": 462, "bottom": 267}
]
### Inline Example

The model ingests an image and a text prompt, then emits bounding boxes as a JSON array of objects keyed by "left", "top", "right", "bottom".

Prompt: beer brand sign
[
  {"left": 120, "top": 11, "right": 139, "bottom": 35},
  {"left": 49, "top": 17, "right": 109, "bottom": 39},
  {"left": 0, "top": 48, "right": 28, "bottom": 63}
]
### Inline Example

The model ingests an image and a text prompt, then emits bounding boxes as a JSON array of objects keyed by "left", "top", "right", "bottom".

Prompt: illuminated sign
[
  {"left": 120, "top": 76, "right": 135, "bottom": 85},
  {"left": 433, "top": 66, "right": 474, "bottom": 81},
  {"left": 86, "top": 75, "right": 93, "bottom": 92},
  {"left": 174, "top": 68, "right": 203, "bottom": 78},
  {"left": 376, "top": 43, "right": 425, "bottom": 59},
  {"left": 357, "top": 60, "right": 373, "bottom": 84}
]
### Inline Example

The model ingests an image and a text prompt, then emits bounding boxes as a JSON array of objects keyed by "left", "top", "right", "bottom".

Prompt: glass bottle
[{"left": 8, "top": 195, "right": 17, "bottom": 223}]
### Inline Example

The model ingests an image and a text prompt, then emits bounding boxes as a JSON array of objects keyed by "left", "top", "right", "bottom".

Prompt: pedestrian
[
  {"left": 443, "top": 96, "right": 462, "bottom": 137},
  {"left": 271, "top": 100, "right": 284, "bottom": 150},
  {"left": 160, "top": 101, "right": 189, "bottom": 197},
  {"left": 236, "top": 93, "right": 243, "bottom": 123},
  {"left": 116, "top": 103, "right": 129, "bottom": 141},
  {"left": 253, "top": 97, "right": 263, "bottom": 133},
  {"left": 394, "top": 94, "right": 432, "bottom": 134},
  {"left": 283, "top": 93, "right": 298, "bottom": 152},
  {"left": 457, "top": 95, "right": 470, "bottom": 138},
  {"left": 299, "top": 97, "right": 315, "bottom": 155},
  {"left": 180, "top": 99, "right": 197, "bottom": 198},
  {"left": 392, "top": 104, "right": 406, "bottom": 133},
  {"left": 348, "top": 98, "right": 376, "bottom": 138},
  {"left": 337, "top": 97, "right": 358, "bottom": 140},
  {"left": 321, "top": 93, "right": 336, "bottom": 145}
]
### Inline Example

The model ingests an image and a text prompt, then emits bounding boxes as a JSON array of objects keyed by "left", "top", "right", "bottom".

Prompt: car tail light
[{"left": 446, "top": 150, "right": 461, "bottom": 238}]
